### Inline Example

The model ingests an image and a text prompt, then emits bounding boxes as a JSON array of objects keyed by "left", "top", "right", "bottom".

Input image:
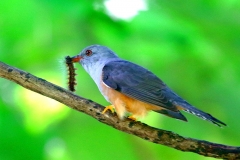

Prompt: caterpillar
[{"left": 65, "top": 56, "right": 77, "bottom": 92}]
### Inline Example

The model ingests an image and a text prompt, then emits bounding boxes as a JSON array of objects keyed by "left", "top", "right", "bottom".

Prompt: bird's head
[{"left": 71, "top": 45, "right": 119, "bottom": 67}]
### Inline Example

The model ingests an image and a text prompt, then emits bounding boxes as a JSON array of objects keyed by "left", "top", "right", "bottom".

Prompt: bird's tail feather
[{"left": 177, "top": 102, "right": 226, "bottom": 127}]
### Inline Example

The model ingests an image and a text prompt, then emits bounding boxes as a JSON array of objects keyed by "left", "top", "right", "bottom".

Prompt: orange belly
[{"left": 101, "top": 82, "right": 162, "bottom": 119}]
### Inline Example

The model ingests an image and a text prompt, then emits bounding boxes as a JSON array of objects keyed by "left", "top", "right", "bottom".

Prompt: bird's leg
[
  {"left": 128, "top": 115, "right": 137, "bottom": 121},
  {"left": 102, "top": 105, "right": 115, "bottom": 114}
]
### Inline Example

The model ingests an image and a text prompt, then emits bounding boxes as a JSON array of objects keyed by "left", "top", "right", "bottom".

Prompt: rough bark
[{"left": 0, "top": 61, "right": 239, "bottom": 159}]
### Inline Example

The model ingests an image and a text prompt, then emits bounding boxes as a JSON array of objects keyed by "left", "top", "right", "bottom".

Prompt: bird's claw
[
  {"left": 128, "top": 115, "right": 137, "bottom": 121},
  {"left": 102, "top": 105, "right": 115, "bottom": 114}
]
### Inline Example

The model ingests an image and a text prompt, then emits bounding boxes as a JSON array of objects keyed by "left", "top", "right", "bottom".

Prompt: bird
[{"left": 71, "top": 44, "right": 226, "bottom": 127}]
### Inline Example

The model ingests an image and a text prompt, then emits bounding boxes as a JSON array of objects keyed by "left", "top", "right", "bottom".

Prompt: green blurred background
[{"left": 0, "top": 0, "right": 240, "bottom": 160}]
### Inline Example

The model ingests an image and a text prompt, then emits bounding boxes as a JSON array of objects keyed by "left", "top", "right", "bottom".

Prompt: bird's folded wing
[{"left": 102, "top": 60, "right": 180, "bottom": 112}]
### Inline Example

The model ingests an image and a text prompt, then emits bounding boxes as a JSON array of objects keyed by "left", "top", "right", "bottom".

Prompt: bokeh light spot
[
  {"left": 13, "top": 71, "right": 70, "bottom": 134},
  {"left": 104, "top": 0, "right": 148, "bottom": 20}
]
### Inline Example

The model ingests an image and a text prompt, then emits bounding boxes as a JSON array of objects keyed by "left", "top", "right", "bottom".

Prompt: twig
[{"left": 0, "top": 61, "right": 239, "bottom": 159}]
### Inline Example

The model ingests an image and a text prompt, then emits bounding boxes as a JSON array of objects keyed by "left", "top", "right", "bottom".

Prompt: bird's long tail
[{"left": 176, "top": 101, "right": 226, "bottom": 127}]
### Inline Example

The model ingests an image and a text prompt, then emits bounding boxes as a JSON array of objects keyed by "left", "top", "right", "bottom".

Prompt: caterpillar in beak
[{"left": 65, "top": 56, "right": 77, "bottom": 92}]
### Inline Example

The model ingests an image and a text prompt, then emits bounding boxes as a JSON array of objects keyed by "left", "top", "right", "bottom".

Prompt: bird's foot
[
  {"left": 128, "top": 115, "right": 137, "bottom": 121},
  {"left": 102, "top": 105, "right": 115, "bottom": 114}
]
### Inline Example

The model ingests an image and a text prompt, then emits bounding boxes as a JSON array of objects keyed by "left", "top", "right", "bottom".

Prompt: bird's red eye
[{"left": 85, "top": 50, "right": 92, "bottom": 56}]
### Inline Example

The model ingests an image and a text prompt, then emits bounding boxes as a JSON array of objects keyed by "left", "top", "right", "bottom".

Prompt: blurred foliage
[{"left": 0, "top": 0, "right": 240, "bottom": 160}]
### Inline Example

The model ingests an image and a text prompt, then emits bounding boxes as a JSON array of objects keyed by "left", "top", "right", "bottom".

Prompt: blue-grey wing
[
  {"left": 102, "top": 60, "right": 182, "bottom": 112},
  {"left": 102, "top": 60, "right": 226, "bottom": 126}
]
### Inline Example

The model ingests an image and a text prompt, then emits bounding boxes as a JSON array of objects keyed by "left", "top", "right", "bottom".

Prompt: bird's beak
[{"left": 71, "top": 55, "right": 82, "bottom": 63}]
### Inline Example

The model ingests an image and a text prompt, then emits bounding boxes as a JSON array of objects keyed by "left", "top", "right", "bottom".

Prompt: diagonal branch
[{"left": 0, "top": 61, "right": 239, "bottom": 159}]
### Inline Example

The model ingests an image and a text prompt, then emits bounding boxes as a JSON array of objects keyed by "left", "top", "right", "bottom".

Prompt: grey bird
[{"left": 71, "top": 45, "right": 226, "bottom": 127}]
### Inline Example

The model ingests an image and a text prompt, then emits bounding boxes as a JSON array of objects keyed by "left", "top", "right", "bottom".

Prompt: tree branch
[{"left": 0, "top": 61, "right": 239, "bottom": 159}]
